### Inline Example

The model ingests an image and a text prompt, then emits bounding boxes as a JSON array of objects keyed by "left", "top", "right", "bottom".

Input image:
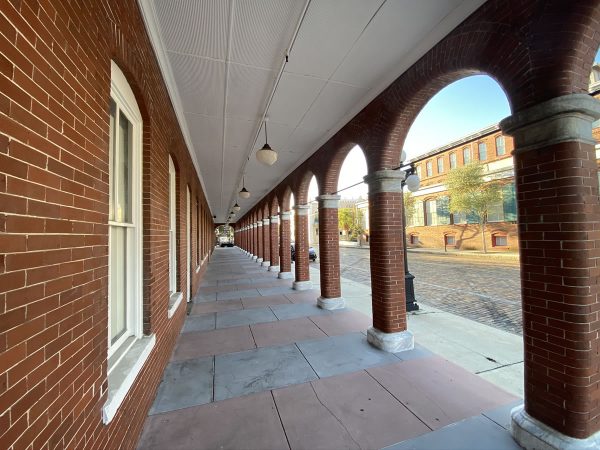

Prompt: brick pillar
[
  {"left": 256, "top": 221, "right": 264, "bottom": 263},
  {"left": 316, "top": 195, "right": 344, "bottom": 310},
  {"left": 261, "top": 218, "right": 270, "bottom": 267},
  {"left": 269, "top": 215, "right": 280, "bottom": 272},
  {"left": 500, "top": 94, "right": 600, "bottom": 448},
  {"left": 278, "top": 211, "right": 293, "bottom": 279},
  {"left": 252, "top": 223, "right": 258, "bottom": 260},
  {"left": 293, "top": 204, "right": 312, "bottom": 290},
  {"left": 364, "top": 170, "right": 413, "bottom": 353}
]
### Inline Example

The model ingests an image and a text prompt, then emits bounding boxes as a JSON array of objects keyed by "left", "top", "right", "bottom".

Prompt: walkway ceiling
[{"left": 139, "top": 0, "right": 485, "bottom": 223}]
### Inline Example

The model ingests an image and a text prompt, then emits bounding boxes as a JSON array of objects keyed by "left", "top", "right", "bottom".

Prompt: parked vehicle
[{"left": 290, "top": 243, "right": 317, "bottom": 262}]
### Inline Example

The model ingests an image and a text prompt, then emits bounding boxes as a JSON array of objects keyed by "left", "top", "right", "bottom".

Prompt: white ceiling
[{"left": 139, "top": 0, "right": 486, "bottom": 222}]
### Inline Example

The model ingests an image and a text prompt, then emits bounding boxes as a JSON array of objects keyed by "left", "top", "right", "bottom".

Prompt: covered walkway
[{"left": 138, "top": 248, "right": 518, "bottom": 450}]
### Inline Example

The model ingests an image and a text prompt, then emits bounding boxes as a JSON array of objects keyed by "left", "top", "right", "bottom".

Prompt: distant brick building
[{"left": 405, "top": 72, "right": 600, "bottom": 252}]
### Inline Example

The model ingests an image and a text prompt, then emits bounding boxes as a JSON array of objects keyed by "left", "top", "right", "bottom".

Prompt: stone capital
[
  {"left": 280, "top": 211, "right": 291, "bottom": 220},
  {"left": 500, "top": 93, "right": 600, "bottom": 154},
  {"left": 270, "top": 215, "right": 279, "bottom": 224},
  {"left": 262, "top": 218, "right": 269, "bottom": 225},
  {"left": 316, "top": 194, "right": 341, "bottom": 209},
  {"left": 256, "top": 221, "right": 263, "bottom": 227},
  {"left": 364, "top": 170, "right": 406, "bottom": 194},
  {"left": 294, "top": 204, "right": 311, "bottom": 216}
]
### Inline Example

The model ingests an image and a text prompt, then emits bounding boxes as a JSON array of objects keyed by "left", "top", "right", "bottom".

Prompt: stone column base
[
  {"left": 293, "top": 280, "right": 313, "bottom": 291},
  {"left": 261, "top": 260, "right": 270, "bottom": 267},
  {"left": 252, "top": 255, "right": 258, "bottom": 261},
  {"left": 257, "top": 257, "right": 263, "bottom": 263},
  {"left": 318, "top": 296, "right": 345, "bottom": 310},
  {"left": 278, "top": 271, "right": 293, "bottom": 279},
  {"left": 367, "top": 327, "right": 414, "bottom": 353},
  {"left": 268, "top": 265, "right": 280, "bottom": 272},
  {"left": 511, "top": 405, "right": 600, "bottom": 450}
]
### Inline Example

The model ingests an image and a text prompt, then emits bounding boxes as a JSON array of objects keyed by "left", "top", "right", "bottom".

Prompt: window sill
[
  {"left": 168, "top": 292, "right": 183, "bottom": 318},
  {"left": 102, "top": 334, "right": 156, "bottom": 424}
]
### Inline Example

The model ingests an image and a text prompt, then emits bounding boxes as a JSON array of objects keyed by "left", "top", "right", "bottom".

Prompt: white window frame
[
  {"left": 186, "top": 186, "right": 191, "bottom": 302},
  {"left": 168, "top": 156, "right": 177, "bottom": 295},
  {"left": 104, "top": 61, "right": 154, "bottom": 425}
]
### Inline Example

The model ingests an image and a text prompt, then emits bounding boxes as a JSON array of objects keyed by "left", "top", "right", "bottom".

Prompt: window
[
  {"left": 492, "top": 234, "right": 508, "bottom": 247},
  {"left": 168, "top": 156, "right": 177, "bottom": 296},
  {"left": 416, "top": 165, "right": 422, "bottom": 179},
  {"left": 104, "top": 61, "right": 154, "bottom": 425},
  {"left": 425, "top": 199, "right": 437, "bottom": 226},
  {"left": 413, "top": 200, "right": 424, "bottom": 226},
  {"left": 478, "top": 142, "right": 487, "bottom": 161},
  {"left": 108, "top": 65, "right": 143, "bottom": 355},
  {"left": 436, "top": 196, "right": 451, "bottom": 225},
  {"left": 449, "top": 153, "right": 456, "bottom": 169},
  {"left": 487, "top": 200, "right": 504, "bottom": 222},
  {"left": 437, "top": 157, "right": 444, "bottom": 174},
  {"left": 426, "top": 161, "right": 433, "bottom": 177},
  {"left": 463, "top": 147, "right": 471, "bottom": 164},
  {"left": 445, "top": 234, "right": 456, "bottom": 246},
  {"left": 495, "top": 136, "right": 505, "bottom": 156},
  {"left": 410, "top": 234, "right": 419, "bottom": 245}
]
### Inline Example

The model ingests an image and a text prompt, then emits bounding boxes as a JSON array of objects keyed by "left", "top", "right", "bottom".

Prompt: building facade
[{"left": 405, "top": 76, "right": 600, "bottom": 252}]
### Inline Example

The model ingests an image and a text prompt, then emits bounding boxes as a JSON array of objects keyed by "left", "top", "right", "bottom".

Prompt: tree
[
  {"left": 403, "top": 192, "right": 416, "bottom": 226},
  {"left": 350, "top": 208, "right": 365, "bottom": 241},
  {"left": 338, "top": 208, "right": 354, "bottom": 236},
  {"left": 446, "top": 163, "right": 501, "bottom": 253}
]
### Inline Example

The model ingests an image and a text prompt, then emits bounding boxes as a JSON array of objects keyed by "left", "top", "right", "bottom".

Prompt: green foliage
[
  {"left": 403, "top": 192, "right": 416, "bottom": 224},
  {"left": 338, "top": 208, "right": 354, "bottom": 232},
  {"left": 446, "top": 163, "right": 502, "bottom": 252}
]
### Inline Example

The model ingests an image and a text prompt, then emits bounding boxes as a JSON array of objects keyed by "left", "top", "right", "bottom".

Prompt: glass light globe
[
  {"left": 256, "top": 144, "right": 278, "bottom": 166},
  {"left": 405, "top": 173, "right": 420, "bottom": 192}
]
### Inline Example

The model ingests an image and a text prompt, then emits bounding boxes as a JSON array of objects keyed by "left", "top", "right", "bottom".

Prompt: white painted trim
[
  {"left": 168, "top": 292, "right": 183, "bottom": 319},
  {"left": 102, "top": 334, "right": 156, "bottom": 424}
]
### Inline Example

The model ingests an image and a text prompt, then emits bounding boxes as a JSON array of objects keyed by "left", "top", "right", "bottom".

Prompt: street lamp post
[{"left": 401, "top": 164, "right": 419, "bottom": 312}]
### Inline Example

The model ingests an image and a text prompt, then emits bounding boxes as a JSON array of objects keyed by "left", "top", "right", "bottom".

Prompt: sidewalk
[{"left": 309, "top": 265, "right": 524, "bottom": 398}]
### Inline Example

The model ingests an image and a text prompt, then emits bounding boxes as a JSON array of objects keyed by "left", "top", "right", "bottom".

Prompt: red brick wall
[
  {"left": 269, "top": 220, "right": 279, "bottom": 267},
  {"left": 262, "top": 222, "right": 270, "bottom": 263},
  {"left": 294, "top": 213, "right": 310, "bottom": 282},
  {"left": 318, "top": 207, "right": 341, "bottom": 298},
  {"left": 279, "top": 217, "right": 291, "bottom": 273},
  {"left": 407, "top": 223, "right": 518, "bottom": 251},
  {"left": 0, "top": 1, "right": 214, "bottom": 449},
  {"left": 368, "top": 191, "right": 406, "bottom": 333}
]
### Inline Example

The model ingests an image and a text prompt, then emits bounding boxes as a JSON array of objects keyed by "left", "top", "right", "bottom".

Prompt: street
[{"left": 318, "top": 246, "right": 523, "bottom": 336}]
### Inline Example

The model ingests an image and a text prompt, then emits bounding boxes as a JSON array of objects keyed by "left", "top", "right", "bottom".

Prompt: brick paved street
[{"left": 316, "top": 247, "right": 523, "bottom": 336}]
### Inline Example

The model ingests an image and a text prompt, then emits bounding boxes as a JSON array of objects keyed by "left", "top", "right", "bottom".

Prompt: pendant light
[
  {"left": 239, "top": 175, "right": 251, "bottom": 199},
  {"left": 256, "top": 118, "right": 277, "bottom": 166},
  {"left": 233, "top": 203, "right": 241, "bottom": 212}
]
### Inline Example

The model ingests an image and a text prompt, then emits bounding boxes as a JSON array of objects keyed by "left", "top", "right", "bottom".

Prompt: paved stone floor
[
  {"left": 137, "top": 248, "right": 522, "bottom": 450},
  {"left": 332, "top": 247, "right": 523, "bottom": 335}
]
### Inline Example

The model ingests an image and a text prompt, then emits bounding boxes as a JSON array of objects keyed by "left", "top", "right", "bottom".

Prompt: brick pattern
[
  {"left": 368, "top": 192, "right": 407, "bottom": 334},
  {"left": 294, "top": 213, "right": 310, "bottom": 282},
  {"left": 515, "top": 140, "right": 600, "bottom": 439},
  {"left": 257, "top": 224, "right": 263, "bottom": 260},
  {"left": 270, "top": 219, "right": 279, "bottom": 267},
  {"left": 407, "top": 223, "right": 519, "bottom": 252},
  {"left": 318, "top": 206, "right": 341, "bottom": 298},
  {"left": 0, "top": 0, "right": 215, "bottom": 448},
  {"left": 279, "top": 216, "right": 291, "bottom": 273},
  {"left": 262, "top": 222, "right": 270, "bottom": 263}
]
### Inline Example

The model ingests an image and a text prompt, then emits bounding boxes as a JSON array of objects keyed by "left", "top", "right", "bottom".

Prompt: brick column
[
  {"left": 364, "top": 170, "right": 413, "bottom": 353},
  {"left": 316, "top": 195, "right": 344, "bottom": 310},
  {"left": 269, "top": 215, "right": 280, "bottom": 272},
  {"left": 293, "top": 204, "right": 312, "bottom": 290},
  {"left": 256, "top": 221, "right": 263, "bottom": 263},
  {"left": 278, "top": 211, "right": 293, "bottom": 279},
  {"left": 500, "top": 94, "right": 600, "bottom": 448},
  {"left": 261, "top": 218, "right": 270, "bottom": 267},
  {"left": 252, "top": 223, "right": 258, "bottom": 260}
]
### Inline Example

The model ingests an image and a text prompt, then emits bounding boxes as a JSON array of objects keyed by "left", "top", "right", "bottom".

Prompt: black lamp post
[{"left": 401, "top": 164, "right": 419, "bottom": 312}]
